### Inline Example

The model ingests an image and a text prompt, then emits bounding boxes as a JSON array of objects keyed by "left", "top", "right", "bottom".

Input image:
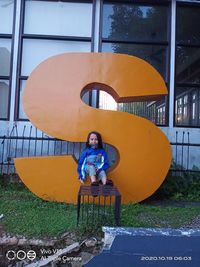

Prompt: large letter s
[{"left": 14, "top": 53, "right": 172, "bottom": 203}]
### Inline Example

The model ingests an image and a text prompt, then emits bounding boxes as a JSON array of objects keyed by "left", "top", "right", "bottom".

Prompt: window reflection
[
  {"left": 24, "top": 0, "right": 92, "bottom": 37},
  {"left": 176, "top": 46, "right": 200, "bottom": 84},
  {"left": 0, "top": 0, "right": 14, "bottom": 34},
  {"left": 19, "top": 80, "right": 27, "bottom": 120},
  {"left": 99, "top": 93, "right": 167, "bottom": 126},
  {"left": 101, "top": 2, "right": 169, "bottom": 126},
  {"left": 177, "top": 5, "right": 200, "bottom": 45},
  {"left": 0, "top": 1, "right": 14, "bottom": 120},
  {"left": 0, "top": 81, "right": 9, "bottom": 119},
  {"left": 117, "top": 98, "right": 166, "bottom": 126},
  {"left": 175, "top": 88, "right": 200, "bottom": 126},
  {"left": 175, "top": 4, "right": 200, "bottom": 127},
  {"left": 0, "top": 40, "right": 11, "bottom": 76},
  {"left": 103, "top": 4, "right": 168, "bottom": 42},
  {"left": 21, "top": 39, "right": 91, "bottom": 76}
]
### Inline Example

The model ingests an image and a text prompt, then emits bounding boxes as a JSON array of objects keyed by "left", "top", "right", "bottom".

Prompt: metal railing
[
  {"left": 170, "top": 131, "right": 200, "bottom": 175},
  {"left": 0, "top": 125, "right": 200, "bottom": 176},
  {"left": 0, "top": 125, "right": 116, "bottom": 175}
]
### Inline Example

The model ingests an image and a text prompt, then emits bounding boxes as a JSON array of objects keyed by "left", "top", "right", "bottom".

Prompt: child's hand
[{"left": 78, "top": 176, "right": 84, "bottom": 184}]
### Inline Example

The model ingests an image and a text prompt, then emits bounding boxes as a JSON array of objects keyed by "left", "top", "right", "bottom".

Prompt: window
[
  {"left": 100, "top": 0, "right": 170, "bottom": 126},
  {"left": 99, "top": 91, "right": 117, "bottom": 111},
  {"left": 23, "top": 1, "right": 92, "bottom": 37},
  {"left": 175, "top": 4, "right": 200, "bottom": 127},
  {"left": 21, "top": 39, "right": 91, "bottom": 76},
  {"left": 0, "top": 0, "right": 15, "bottom": 119},
  {"left": 16, "top": 0, "right": 94, "bottom": 120},
  {"left": 175, "top": 87, "right": 200, "bottom": 126}
]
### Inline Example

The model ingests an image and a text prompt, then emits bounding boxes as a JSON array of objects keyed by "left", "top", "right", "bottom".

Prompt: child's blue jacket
[{"left": 77, "top": 147, "right": 110, "bottom": 180}]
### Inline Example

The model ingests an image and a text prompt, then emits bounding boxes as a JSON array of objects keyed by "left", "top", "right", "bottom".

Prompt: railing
[
  {"left": 0, "top": 125, "right": 116, "bottom": 175},
  {"left": 170, "top": 131, "right": 200, "bottom": 174},
  {"left": 0, "top": 125, "right": 200, "bottom": 176}
]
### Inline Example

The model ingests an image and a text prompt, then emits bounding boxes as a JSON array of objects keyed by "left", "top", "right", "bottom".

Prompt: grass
[
  {"left": 0, "top": 182, "right": 200, "bottom": 239},
  {"left": 0, "top": 183, "right": 77, "bottom": 238}
]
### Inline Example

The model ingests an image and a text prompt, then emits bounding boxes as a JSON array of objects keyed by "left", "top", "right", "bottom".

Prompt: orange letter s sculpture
[{"left": 14, "top": 53, "right": 172, "bottom": 204}]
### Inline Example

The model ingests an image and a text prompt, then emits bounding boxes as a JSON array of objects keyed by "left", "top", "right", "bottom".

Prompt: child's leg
[
  {"left": 98, "top": 170, "right": 114, "bottom": 186},
  {"left": 90, "top": 175, "right": 97, "bottom": 183},
  {"left": 98, "top": 170, "right": 107, "bottom": 185},
  {"left": 85, "top": 165, "right": 98, "bottom": 183}
]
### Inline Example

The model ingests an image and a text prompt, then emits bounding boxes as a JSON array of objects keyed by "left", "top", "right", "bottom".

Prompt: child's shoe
[
  {"left": 103, "top": 179, "right": 113, "bottom": 195},
  {"left": 105, "top": 179, "right": 113, "bottom": 186}
]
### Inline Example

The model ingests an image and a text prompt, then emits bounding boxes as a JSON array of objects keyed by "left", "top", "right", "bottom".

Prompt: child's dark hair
[{"left": 86, "top": 131, "right": 103, "bottom": 149}]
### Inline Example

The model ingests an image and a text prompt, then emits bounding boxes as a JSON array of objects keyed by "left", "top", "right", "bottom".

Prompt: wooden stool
[{"left": 77, "top": 185, "right": 121, "bottom": 226}]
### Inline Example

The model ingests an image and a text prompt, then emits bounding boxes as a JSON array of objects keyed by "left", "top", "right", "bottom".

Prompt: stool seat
[{"left": 78, "top": 185, "right": 121, "bottom": 197}]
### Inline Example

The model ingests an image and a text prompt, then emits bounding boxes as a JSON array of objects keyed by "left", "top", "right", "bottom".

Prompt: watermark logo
[
  {"left": 6, "top": 250, "right": 36, "bottom": 261},
  {"left": 27, "top": 250, "right": 37, "bottom": 260}
]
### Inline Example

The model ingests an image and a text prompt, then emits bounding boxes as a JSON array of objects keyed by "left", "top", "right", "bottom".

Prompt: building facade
[{"left": 0, "top": 0, "right": 200, "bottom": 171}]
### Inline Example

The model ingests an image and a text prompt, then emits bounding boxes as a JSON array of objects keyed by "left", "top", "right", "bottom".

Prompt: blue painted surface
[{"left": 84, "top": 228, "right": 200, "bottom": 267}]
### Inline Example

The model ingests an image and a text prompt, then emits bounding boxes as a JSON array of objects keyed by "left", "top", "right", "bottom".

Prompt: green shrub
[{"left": 152, "top": 165, "right": 200, "bottom": 201}]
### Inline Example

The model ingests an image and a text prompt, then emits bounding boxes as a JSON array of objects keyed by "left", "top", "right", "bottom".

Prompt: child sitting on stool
[{"left": 77, "top": 131, "right": 113, "bottom": 187}]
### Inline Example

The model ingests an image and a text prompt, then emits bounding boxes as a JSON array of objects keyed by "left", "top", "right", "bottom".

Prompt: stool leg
[
  {"left": 114, "top": 195, "right": 121, "bottom": 226},
  {"left": 77, "top": 194, "right": 81, "bottom": 226}
]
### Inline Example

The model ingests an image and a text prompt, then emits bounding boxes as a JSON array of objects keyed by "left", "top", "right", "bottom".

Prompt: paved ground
[{"left": 84, "top": 227, "right": 200, "bottom": 267}]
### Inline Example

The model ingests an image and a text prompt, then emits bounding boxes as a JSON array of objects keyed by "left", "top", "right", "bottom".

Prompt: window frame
[
  {"left": 0, "top": 1, "right": 16, "bottom": 120},
  {"left": 15, "top": 0, "right": 96, "bottom": 121},
  {"left": 174, "top": 2, "right": 200, "bottom": 127},
  {"left": 99, "top": 0, "right": 171, "bottom": 127}
]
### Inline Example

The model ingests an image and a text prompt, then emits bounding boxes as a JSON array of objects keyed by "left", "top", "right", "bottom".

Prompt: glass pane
[
  {"left": 24, "top": 0, "right": 92, "bottom": 37},
  {"left": 117, "top": 96, "right": 167, "bottom": 125},
  {"left": 0, "top": 80, "right": 9, "bottom": 119},
  {"left": 21, "top": 39, "right": 91, "bottom": 76},
  {"left": 177, "top": 5, "right": 200, "bottom": 44},
  {"left": 99, "top": 91, "right": 117, "bottom": 110},
  {"left": 175, "top": 87, "right": 200, "bottom": 126},
  {"left": 82, "top": 91, "right": 90, "bottom": 106},
  {"left": 19, "top": 80, "right": 28, "bottom": 119},
  {"left": 0, "top": 39, "right": 11, "bottom": 76},
  {"left": 102, "top": 42, "right": 167, "bottom": 81},
  {"left": 103, "top": 3, "right": 168, "bottom": 42},
  {"left": 0, "top": 0, "right": 14, "bottom": 34},
  {"left": 176, "top": 46, "right": 200, "bottom": 84},
  {"left": 99, "top": 90, "right": 167, "bottom": 124}
]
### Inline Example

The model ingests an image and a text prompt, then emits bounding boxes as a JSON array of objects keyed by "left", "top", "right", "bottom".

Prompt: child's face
[{"left": 89, "top": 133, "right": 98, "bottom": 146}]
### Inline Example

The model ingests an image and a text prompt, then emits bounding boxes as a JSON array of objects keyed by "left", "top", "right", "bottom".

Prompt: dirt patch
[{"left": 0, "top": 233, "right": 103, "bottom": 267}]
